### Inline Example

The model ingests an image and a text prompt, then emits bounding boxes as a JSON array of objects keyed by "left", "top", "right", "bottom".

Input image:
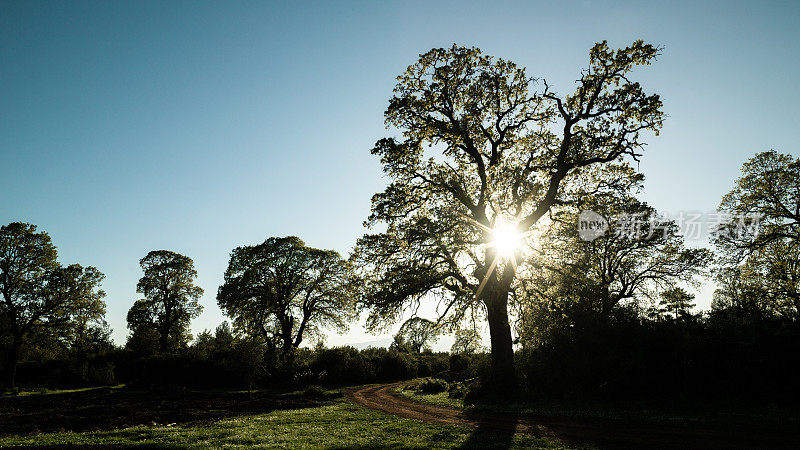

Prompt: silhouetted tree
[
  {"left": 353, "top": 41, "right": 665, "bottom": 388},
  {"left": 191, "top": 329, "right": 215, "bottom": 358},
  {"left": 127, "top": 250, "right": 203, "bottom": 353},
  {"left": 518, "top": 196, "right": 709, "bottom": 345},
  {"left": 125, "top": 298, "right": 160, "bottom": 355},
  {"left": 658, "top": 287, "right": 696, "bottom": 320},
  {"left": 191, "top": 321, "right": 236, "bottom": 358},
  {"left": 0, "top": 223, "right": 106, "bottom": 387},
  {"left": 717, "top": 150, "right": 800, "bottom": 256},
  {"left": 213, "top": 321, "right": 235, "bottom": 351},
  {"left": 391, "top": 317, "right": 438, "bottom": 353},
  {"left": 450, "top": 328, "right": 484, "bottom": 354},
  {"left": 217, "top": 236, "right": 357, "bottom": 357}
]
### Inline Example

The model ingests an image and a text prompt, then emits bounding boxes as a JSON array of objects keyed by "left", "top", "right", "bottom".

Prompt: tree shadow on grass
[
  {"left": 458, "top": 410, "right": 520, "bottom": 449},
  {"left": 0, "top": 385, "right": 331, "bottom": 436}
]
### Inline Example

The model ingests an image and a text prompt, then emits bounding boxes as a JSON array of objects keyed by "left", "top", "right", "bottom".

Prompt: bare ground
[{"left": 347, "top": 381, "right": 800, "bottom": 449}]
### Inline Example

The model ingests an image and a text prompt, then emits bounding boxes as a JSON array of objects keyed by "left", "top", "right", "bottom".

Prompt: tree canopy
[
  {"left": 518, "top": 195, "right": 708, "bottom": 345},
  {"left": 390, "top": 317, "right": 438, "bottom": 353},
  {"left": 217, "top": 236, "right": 357, "bottom": 356},
  {"left": 714, "top": 150, "right": 800, "bottom": 318}
]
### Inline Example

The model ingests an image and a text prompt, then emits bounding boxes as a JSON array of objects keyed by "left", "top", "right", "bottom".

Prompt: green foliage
[
  {"left": 417, "top": 377, "right": 449, "bottom": 394},
  {"left": 190, "top": 322, "right": 237, "bottom": 360},
  {"left": 519, "top": 308, "right": 800, "bottom": 405},
  {"left": 658, "top": 287, "right": 696, "bottom": 320},
  {"left": 718, "top": 150, "right": 800, "bottom": 256},
  {"left": 217, "top": 236, "right": 358, "bottom": 356},
  {"left": 714, "top": 150, "right": 800, "bottom": 319},
  {"left": 450, "top": 328, "right": 484, "bottom": 354},
  {"left": 123, "top": 312, "right": 160, "bottom": 356},
  {"left": 447, "top": 352, "right": 488, "bottom": 381}
]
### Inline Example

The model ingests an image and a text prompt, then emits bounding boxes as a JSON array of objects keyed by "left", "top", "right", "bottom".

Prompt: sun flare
[{"left": 490, "top": 221, "right": 525, "bottom": 258}]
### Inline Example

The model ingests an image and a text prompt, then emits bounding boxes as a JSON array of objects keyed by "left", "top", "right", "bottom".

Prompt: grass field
[{"left": 0, "top": 385, "right": 576, "bottom": 449}]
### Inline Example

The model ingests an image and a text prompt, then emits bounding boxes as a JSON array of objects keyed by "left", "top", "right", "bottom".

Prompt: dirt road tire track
[{"left": 347, "top": 381, "right": 800, "bottom": 448}]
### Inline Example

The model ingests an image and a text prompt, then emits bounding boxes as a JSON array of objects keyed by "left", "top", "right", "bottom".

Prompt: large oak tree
[{"left": 353, "top": 41, "right": 664, "bottom": 388}]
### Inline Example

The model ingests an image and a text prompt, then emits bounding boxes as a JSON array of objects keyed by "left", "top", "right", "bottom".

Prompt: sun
[{"left": 490, "top": 221, "right": 525, "bottom": 259}]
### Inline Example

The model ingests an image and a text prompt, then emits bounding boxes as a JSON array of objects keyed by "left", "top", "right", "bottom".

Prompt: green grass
[
  {"left": 0, "top": 388, "right": 576, "bottom": 449},
  {"left": 396, "top": 385, "right": 463, "bottom": 409},
  {"left": 2, "top": 383, "right": 126, "bottom": 397}
]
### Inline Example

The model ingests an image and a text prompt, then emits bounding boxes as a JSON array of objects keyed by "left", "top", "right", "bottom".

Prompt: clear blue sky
[{"left": 2, "top": 0, "right": 798, "bottom": 347}]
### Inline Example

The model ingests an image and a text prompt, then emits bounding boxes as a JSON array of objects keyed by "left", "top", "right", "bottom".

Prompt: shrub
[
  {"left": 447, "top": 380, "right": 475, "bottom": 399},
  {"left": 417, "top": 378, "right": 448, "bottom": 394}
]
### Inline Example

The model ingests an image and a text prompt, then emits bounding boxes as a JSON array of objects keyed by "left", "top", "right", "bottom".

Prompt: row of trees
[
  {"left": 0, "top": 227, "right": 361, "bottom": 388},
  {"left": 125, "top": 237, "right": 358, "bottom": 362},
  {"left": 1, "top": 223, "right": 481, "bottom": 389},
  {"left": 3, "top": 41, "right": 797, "bottom": 400}
]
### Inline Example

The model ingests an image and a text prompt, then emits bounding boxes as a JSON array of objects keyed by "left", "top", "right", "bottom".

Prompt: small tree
[
  {"left": 451, "top": 328, "right": 484, "bottom": 354},
  {"left": 191, "top": 321, "right": 237, "bottom": 358},
  {"left": 658, "top": 287, "right": 696, "bottom": 320},
  {"left": 192, "top": 330, "right": 215, "bottom": 358},
  {"left": 0, "top": 223, "right": 106, "bottom": 387},
  {"left": 391, "top": 317, "right": 438, "bottom": 353},
  {"left": 518, "top": 195, "right": 709, "bottom": 345},
  {"left": 127, "top": 250, "right": 203, "bottom": 353},
  {"left": 214, "top": 321, "right": 235, "bottom": 351},
  {"left": 125, "top": 298, "right": 160, "bottom": 355},
  {"left": 217, "top": 236, "right": 357, "bottom": 357}
]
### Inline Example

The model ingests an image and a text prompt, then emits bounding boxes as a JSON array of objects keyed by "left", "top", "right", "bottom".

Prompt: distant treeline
[
  {"left": 8, "top": 306, "right": 800, "bottom": 408},
  {"left": 13, "top": 335, "right": 486, "bottom": 391}
]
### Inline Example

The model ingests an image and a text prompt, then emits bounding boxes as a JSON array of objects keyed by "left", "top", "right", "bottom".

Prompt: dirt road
[{"left": 347, "top": 382, "right": 800, "bottom": 448}]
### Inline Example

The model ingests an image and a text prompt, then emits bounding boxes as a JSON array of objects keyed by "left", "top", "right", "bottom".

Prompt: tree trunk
[
  {"left": 280, "top": 315, "right": 295, "bottom": 357},
  {"left": 483, "top": 283, "right": 516, "bottom": 393},
  {"left": 159, "top": 303, "right": 172, "bottom": 353},
  {"left": 158, "top": 327, "right": 169, "bottom": 353},
  {"left": 4, "top": 335, "right": 21, "bottom": 389}
]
